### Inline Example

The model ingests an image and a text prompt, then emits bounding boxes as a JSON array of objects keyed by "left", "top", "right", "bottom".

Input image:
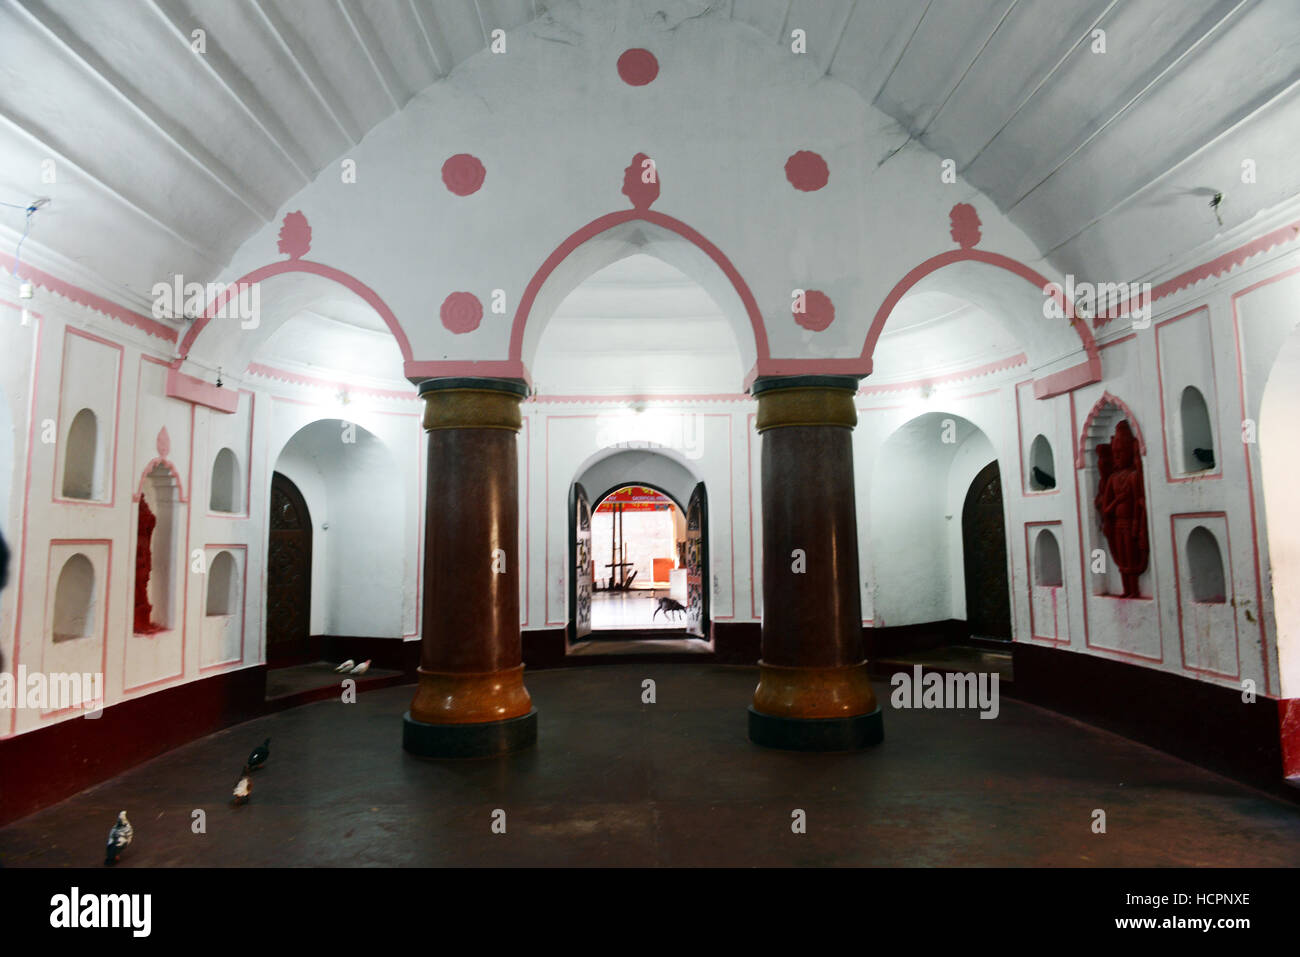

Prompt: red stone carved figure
[
  {"left": 133, "top": 497, "right": 159, "bottom": 634},
  {"left": 1094, "top": 420, "right": 1148, "bottom": 598}
]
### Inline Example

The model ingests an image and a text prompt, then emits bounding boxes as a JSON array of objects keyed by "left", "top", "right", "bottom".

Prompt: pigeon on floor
[
  {"left": 1193, "top": 448, "right": 1215, "bottom": 468},
  {"left": 1031, "top": 466, "right": 1056, "bottom": 489},
  {"left": 349, "top": 660, "right": 371, "bottom": 675},
  {"left": 105, "top": 811, "right": 132, "bottom": 865},
  {"left": 247, "top": 738, "right": 270, "bottom": 771},
  {"left": 334, "top": 659, "right": 355, "bottom": 673},
  {"left": 232, "top": 766, "right": 252, "bottom": 806}
]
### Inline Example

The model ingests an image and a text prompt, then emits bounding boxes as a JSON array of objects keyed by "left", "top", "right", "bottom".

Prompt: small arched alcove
[
  {"left": 210, "top": 447, "right": 241, "bottom": 513},
  {"left": 62, "top": 408, "right": 102, "bottom": 500},
  {"left": 206, "top": 550, "right": 239, "bottom": 616},
  {"left": 1034, "top": 528, "right": 1064, "bottom": 587},
  {"left": 1186, "top": 526, "right": 1227, "bottom": 603},
  {"left": 1179, "top": 385, "right": 1215, "bottom": 473},
  {"left": 52, "top": 553, "right": 96, "bottom": 641},
  {"left": 1029, "top": 434, "right": 1056, "bottom": 490}
]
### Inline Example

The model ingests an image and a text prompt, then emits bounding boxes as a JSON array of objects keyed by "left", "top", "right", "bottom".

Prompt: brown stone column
[
  {"left": 402, "top": 377, "right": 537, "bottom": 757},
  {"left": 748, "top": 375, "right": 883, "bottom": 750}
]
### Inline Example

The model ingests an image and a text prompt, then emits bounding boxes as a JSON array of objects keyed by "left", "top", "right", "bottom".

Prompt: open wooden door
[
  {"left": 962, "top": 461, "right": 1013, "bottom": 640},
  {"left": 266, "top": 471, "right": 312, "bottom": 665},
  {"left": 571, "top": 482, "right": 593, "bottom": 640},
  {"left": 685, "top": 482, "right": 708, "bottom": 638}
]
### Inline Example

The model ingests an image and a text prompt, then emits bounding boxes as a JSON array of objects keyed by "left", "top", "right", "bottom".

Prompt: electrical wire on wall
[{"left": 3, "top": 197, "right": 50, "bottom": 279}]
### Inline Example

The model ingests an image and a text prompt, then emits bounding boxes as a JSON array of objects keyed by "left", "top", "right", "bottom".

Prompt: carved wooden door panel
[
  {"left": 685, "top": 482, "right": 708, "bottom": 638},
  {"left": 571, "top": 483, "right": 593, "bottom": 640},
  {"left": 266, "top": 472, "right": 312, "bottom": 664},
  {"left": 962, "top": 461, "right": 1013, "bottom": 640}
]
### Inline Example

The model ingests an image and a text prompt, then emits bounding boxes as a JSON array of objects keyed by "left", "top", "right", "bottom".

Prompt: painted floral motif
[
  {"left": 785, "top": 150, "right": 829, "bottom": 191},
  {"left": 440, "top": 292, "right": 483, "bottom": 334},
  {"left": 277, "top": 211, "right": 311, "bottom": 259},
  {"left": 949, "top": 202, "right": 981, "bottom": 249},
  {"left": 622, "top": 152, "right": 660, "bottom": 209},
  {"left": 617, "top": 48, "right": 658, "bottom": 86},
  {"left": 441, "top": 154, "right": 486, "bottom": 196},
  {"left": 793, "top": 289, "right": 835, "bottom": 332}
]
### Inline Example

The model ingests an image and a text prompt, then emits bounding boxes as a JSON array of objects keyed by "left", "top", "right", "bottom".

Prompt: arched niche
[
  {"left": 206, "top": 550, "right": 239, "bottom": 616},
  {"left": 62, "top": 408, "right": 102, "bottom": 500},
  {"left": 1034, "top": 528, "right": 1063, "bottom": 587},
  {"left": 1029, "top": 434, "right": 1056, "bottom": 490},
  {"left": 210, "top": 447, "right": 241, "bottom": 513},
  {"left": 136, "top": 462, "right": 182, "bottom": 632},
  {"left": 1179, "top": 385, "right": 1215, "bottom": 473},
  {"left": 1186, "top": 526, "right": 1227, "bottom": 604},
  {"left": 1077, "top": 395, "right": 1150, "bottom": 598},
  {"left": 53, "top": 553, "right": 96, "bottom": 641}
]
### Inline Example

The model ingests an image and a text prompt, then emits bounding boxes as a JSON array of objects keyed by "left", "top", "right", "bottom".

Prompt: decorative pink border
[
  {"left": 37, "top": 539, "right": 112, "bottom": 721},
  {"left": 1023, "top": 521, "right": 1069, "bottom": 645},
  {"left": 1168, "top": 512, "right": 1240, "bottom": 681},
  {"left": 7, "top": 313, "right": 46, "bottom": 737},
  {"left": 859, "top": 353, "right": 1028, "bottom": 397},
  {"left": 177, "top": 260, "right": 412, "bottom": 364},
  {"left": 1153, "top": 306, "right": 1224, "bottom": 484},
  {"left": 1074, "top": 391, "right": 1148, "bottom": 470},
  {"left": 541, "top": 412, "right": 737, "bottom": 631},
  {"left": 198, "top": 543, "right": 249, "bottom": 671},
  {"left": 0, "top": 250, "right": 177, "bottom": 344},
  {"left": 1014, "top": 379, "right": 1060, "bottom": 498},
  {"left": 165, "top": 367, "right": 239, "bottom": 414},
  {"left": 1231, "top": 264, "right": 1300, "bottom": 697},
  {"left": 863, "top": 249, "right": 1102, "bottom": 399},
  {"left": 122, "top": 401, "right": 195, "bottom": 695},
  {"left": 51, "top": 327, "right": 124, "bottom": 509},
  {"left": 265, "top": 395, "right": 423, "bottom": 646},
  {"left": 204, "top": 389, "right": 256, "bottom": 520},
  {"left": 245, "top": 361, "right": 419, "bottom": 402},
  {"left": 1097, "top": 218, "right": 1300, "bottom": 329}
]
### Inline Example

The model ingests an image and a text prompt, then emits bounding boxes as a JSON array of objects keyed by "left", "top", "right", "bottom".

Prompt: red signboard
[{"left": 595, "top": 486, "right": 673, "bottom": 512}]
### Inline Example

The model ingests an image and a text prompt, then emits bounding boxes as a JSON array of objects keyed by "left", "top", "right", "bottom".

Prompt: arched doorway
[
  {"left": 962, "top": 461, "right": 1012, "bottom": 640},
  {"left": 870, "top": 411, "right": 1010, "bottom": 637},
  {"left": 266, "top": 472, "right": 312, "bottom": 665},
  {"left": 570, "top": 480, "right": 707, "bottom": 640}
]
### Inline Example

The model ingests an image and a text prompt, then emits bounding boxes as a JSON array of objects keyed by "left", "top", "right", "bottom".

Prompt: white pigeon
[
  {"left": 232, "top": 766, "right": 252, "bottom": 806},
  {"left": 104, "top": 811, "right": 133, "bottom": 865},
  {"left": 334, "top": 659, "right": 355, "bottom": 673},
  {"left": 349, "top": 659, "right": 372, "bottom": 675}
]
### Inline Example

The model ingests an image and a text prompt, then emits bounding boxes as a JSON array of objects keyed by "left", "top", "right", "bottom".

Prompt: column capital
[
  {"left": 751, "top": 375, "right": 859, "bottom": 432},
  {"left": 417, "top": 376, "right": 528, "bottom": 432}
]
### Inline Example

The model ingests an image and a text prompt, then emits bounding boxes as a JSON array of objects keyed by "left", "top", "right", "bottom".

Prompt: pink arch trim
[
  {"left": 1075, "top": 390, "right": 1148, "bottom": 470},
  {"left": 865, "top": 249, "right": 1102, "bottom": 399},
  {"left": 508, "top": 209, "right": 770, "bottom": 368},
  {"left": 175, "top": 260, "right": 412, "bottom": 364},
  {"left": 133, "top": 457, "right": 187, "bottom": 504}
]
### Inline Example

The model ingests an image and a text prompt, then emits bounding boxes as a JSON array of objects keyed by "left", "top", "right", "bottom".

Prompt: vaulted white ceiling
[{"left": 2, "top": 0, "right": 1298, "bottom": 322}]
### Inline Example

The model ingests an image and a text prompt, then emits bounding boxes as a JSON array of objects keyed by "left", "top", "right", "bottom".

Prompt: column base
[
  {"left": 402, "top": 709, "right": 538, "bottom": 758},
  {"left": 747, "top": 706, "right": 883, "bottom": 752}
]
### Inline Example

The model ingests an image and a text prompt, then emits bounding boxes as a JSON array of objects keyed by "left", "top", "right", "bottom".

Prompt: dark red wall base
[
  {"left": 0, "top": 637, "right": 421, "bottom": 828},
  {"left": 6, "top": 628, "right": 1295, "bottom": 827},
  {"left": 1006, "top": 642, "right": 1297, "bottom": 803},
  {"left": 0, "top": 666, "right": 267, "bottom": 827}
]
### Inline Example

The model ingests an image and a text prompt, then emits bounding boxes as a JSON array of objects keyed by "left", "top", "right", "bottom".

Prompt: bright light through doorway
[{"left": 590, "top": 486, "right": 686, "bottom": 630}]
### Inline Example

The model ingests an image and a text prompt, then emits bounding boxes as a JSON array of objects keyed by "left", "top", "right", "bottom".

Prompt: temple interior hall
[{"left": 1, "top": 0, "right": 1300, "bottom": 869}]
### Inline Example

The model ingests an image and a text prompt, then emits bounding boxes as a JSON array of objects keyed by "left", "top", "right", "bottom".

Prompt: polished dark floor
[{"left": 2, "top": 664, "right": 1299, "bottom": 867}]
